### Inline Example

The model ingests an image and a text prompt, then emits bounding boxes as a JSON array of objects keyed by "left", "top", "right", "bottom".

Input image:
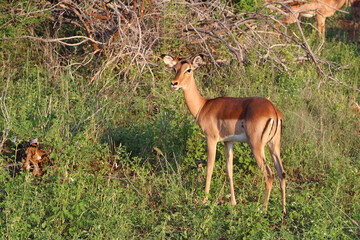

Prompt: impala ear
[
  {"left": 192, "top": 55, "right": 203, "bottom": 69},
  {"left": 162, "top": 55, "right": 178, "bottom": 68}
]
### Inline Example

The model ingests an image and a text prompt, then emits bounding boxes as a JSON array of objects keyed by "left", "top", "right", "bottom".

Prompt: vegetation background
[{"left": 0, "top": 0, "right": 359, "bottom": 239}]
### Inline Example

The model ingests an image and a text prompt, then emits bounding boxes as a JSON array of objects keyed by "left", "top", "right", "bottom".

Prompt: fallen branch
[
  {"left": 0, "top": 35, "right": 103, "bottom": 47},
  {"left": 2, "top": 0, "right": 353, "bottom": 92}
]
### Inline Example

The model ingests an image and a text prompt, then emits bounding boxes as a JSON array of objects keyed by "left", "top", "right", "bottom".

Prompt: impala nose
[{"left": 171, "top": 81, "right": 178, "bottom": 89}]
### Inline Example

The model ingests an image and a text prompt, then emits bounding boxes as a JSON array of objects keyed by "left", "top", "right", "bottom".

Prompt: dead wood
[{"left": 0, "top": 0, "right": 357, "bottom": 91}]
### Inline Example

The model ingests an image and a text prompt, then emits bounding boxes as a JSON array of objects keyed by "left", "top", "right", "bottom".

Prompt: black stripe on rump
[
  {"left": 268, "top": 104, "right": 279, "bottom": 143},
  {"left": 261, "top": 118, "right": 273, "bottom": 143}
]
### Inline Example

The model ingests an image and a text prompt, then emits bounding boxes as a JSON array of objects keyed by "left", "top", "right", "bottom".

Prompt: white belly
[
  {"left": 301, "top": 12, "right": 316, "bottom": 18},
  {"left": 220, "top": 133, "right": 247, "bottom": 142}
]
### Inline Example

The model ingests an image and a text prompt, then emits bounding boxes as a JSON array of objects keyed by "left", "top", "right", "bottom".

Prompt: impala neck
[{"left": 183, "top": 76, "right": 207, "bottom": 119}]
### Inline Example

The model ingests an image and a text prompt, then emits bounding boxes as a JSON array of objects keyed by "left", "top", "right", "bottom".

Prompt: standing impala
[
  {"left": 277, "top": 0, "right": 347, "bottom": 37},
  {"left": 162, "top": 55, "right": 286, "bottom": 214}
]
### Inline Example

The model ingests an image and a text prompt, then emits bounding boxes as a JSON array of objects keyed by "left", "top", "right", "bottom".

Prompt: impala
[
  {"left": 273, "top": 0, "right": 347, "bottom": 37},
  {"left": 163, "top": 55, "right": 286, "bottom": 214},
  {"left": 350, "top": 0, "right": 360, "bottom": 38}
]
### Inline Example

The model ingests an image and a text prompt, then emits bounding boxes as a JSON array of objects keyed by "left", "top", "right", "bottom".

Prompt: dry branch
[
  {"left": 0, "top": 35, "right": 103, "bottom": 47},
  {"left": 1, "top": 0, "right": 357, "bottom": 91}
]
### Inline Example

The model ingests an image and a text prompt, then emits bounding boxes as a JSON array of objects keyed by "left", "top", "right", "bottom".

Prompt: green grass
[{"left": 1, "top": 1, "right": 360, "bottom": 239}]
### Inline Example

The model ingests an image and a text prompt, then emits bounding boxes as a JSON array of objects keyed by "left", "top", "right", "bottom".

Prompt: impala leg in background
[
  {"left": 316, "top": 14, "right": 326, "bottom": 37},
  {"left": 225, "top": 142, "right": 236, "bottom": 206}
]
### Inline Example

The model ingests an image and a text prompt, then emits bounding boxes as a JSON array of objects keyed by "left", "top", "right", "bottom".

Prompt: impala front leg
[
  {"left": 316, "top": 14, "right": 326, "bottom": 37},
  {"left": 203, "top": 138, "right": 217, "bottom": 204}
]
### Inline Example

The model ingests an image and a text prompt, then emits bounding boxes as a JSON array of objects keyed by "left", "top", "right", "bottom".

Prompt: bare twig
[
  {"left": 1, "top": 0, "right": 354, "bottom": 92},
  {"left": 0, "top": 129, "right": 9, "bottom": 154},
  {"left": 0, "top": 35, "right": 103, "bottom": 47}
]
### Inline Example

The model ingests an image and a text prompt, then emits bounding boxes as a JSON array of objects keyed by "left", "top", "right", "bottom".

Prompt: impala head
[{"left": 162, "top": 55, "right": 203, "bottom": 90}]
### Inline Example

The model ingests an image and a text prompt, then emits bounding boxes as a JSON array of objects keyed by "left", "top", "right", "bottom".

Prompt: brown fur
[
  {"left": 272, "top": 0, "right": 347, "bottom": 37},
  {"left": 163, "top": 55, "right": 286, "bottom": 215}
]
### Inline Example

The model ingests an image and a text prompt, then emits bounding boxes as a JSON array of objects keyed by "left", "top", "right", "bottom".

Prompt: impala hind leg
[
  {"left": 225, "top": 142, "right": 236, "bottom": 206},
  {"left": 203, "top": 138, "right": 217, "bottom": 204},
  {"left": 268, "top": 141, "right": 286, "bottom": 215},
  {"left": 251, "top": 144, "right": 274, "bottom": 212}
]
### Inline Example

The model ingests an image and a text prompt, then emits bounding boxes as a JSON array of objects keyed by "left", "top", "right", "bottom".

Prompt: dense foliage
[{"left": 0, "top": 0, "right": 359, "bottom": 239}]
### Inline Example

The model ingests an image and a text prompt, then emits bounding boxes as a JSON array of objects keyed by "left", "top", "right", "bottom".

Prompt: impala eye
[{"left": 185, "top": 68, "right": 191, "bottom": 73}]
